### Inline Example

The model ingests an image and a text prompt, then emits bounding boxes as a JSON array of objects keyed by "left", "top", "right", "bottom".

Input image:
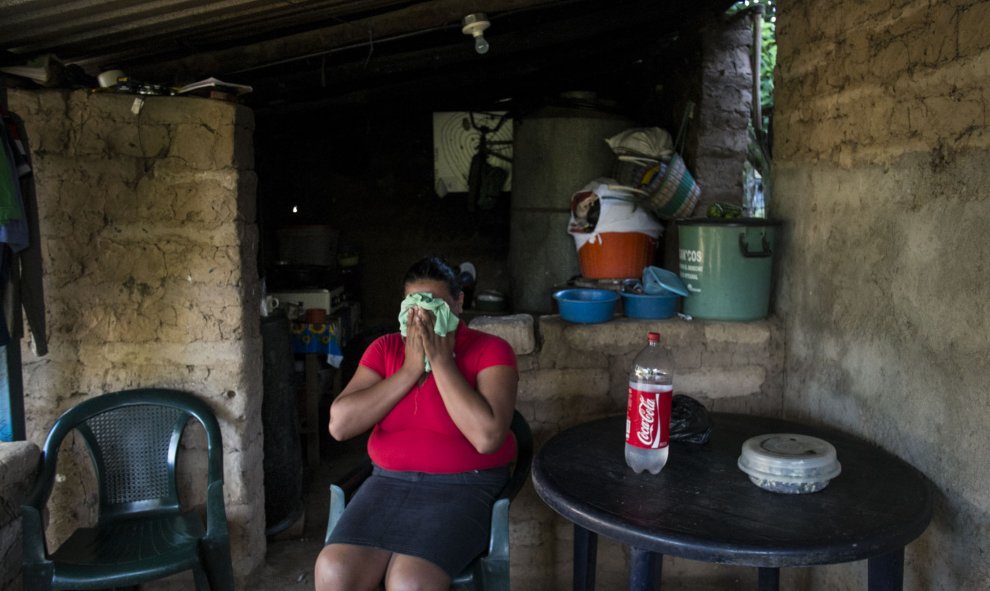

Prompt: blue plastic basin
[
  {"left": 621, "top": 290, "right": 680, "bottom": 319},
  {"left": 553, "top": 289, "right": 618, "bottom": 324}
]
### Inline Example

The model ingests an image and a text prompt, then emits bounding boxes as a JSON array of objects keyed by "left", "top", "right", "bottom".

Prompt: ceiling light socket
[{"left": 462, "top": 13, "right": 491, "bottom": 54}]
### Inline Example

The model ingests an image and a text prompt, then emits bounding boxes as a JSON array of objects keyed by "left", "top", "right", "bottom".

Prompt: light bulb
[
  {"left": 474, "top": 34, "right": 489, "bottom": 54},
  {"left": 462, "top": 13, "right": 491, "bottom": 55}
]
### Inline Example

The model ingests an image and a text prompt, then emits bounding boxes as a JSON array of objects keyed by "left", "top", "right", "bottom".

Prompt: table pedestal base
[
  {"left": 868, "top": 549, "right": 904, "bottom": 591},
  {"left": 574, "top": 526, "right": 596, "bottom": 590},
  {"left": 629, "top": 547, "right": 660, "bottom": 591},
  {"left": 758, "top": 568, "right": 779, "bottom": 591}
]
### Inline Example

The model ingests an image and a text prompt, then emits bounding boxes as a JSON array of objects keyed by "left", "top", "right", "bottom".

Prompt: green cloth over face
[{"left": 398, "top": 292, "right": 460, "bottom": 373}]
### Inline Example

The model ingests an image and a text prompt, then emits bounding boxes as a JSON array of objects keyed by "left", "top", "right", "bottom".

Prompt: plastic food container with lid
[{"left": 737, "top": 433, "right": 842, "bottom": 494}]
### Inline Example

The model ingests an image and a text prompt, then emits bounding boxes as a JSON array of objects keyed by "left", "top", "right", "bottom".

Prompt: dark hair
[{"left": 402, "top": 256, "right": 462, "bottom": 298}]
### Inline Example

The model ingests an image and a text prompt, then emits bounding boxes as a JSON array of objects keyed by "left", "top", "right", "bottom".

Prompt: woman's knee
[
  {"left": 316, "top": 545, "right": 382, "bottom": 591},
  {"left": 384, "top": 555, "right": 450, "bottom": 591},
  {"left": 314, "top": 547, "right": 346, "bottom": 591}
]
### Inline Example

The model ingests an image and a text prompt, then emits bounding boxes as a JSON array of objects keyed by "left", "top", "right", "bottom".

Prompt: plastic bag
[
  {"left": 605, "top": 127, "right": 675, "bottom": 159},
  {"left": 669, "top": 395, "right": 713, "bottom": 444}
]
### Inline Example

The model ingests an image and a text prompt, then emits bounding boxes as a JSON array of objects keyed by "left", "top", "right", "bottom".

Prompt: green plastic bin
[{"left": 677, "top": 218, "right": 782, "bottom": 321}]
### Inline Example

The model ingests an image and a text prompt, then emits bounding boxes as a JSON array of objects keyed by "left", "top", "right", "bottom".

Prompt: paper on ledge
[{"left": 176, "top": 77, "right": 253, "bottom": 95}]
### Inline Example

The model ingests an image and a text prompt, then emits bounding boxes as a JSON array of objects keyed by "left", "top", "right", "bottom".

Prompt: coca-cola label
[{"left": 625, "top": 383, "right": 673, "bottom": 449}]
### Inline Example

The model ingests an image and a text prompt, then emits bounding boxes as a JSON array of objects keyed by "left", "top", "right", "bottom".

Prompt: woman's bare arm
[
  {"left": 431, "top": 360, "right": 518, "bottom": 453},
  {"left": 328, "top": 311, "right": 427, "bottom": 440},
  {"left": 412, "top": 310, "right": 518, "bottom": 453},
  {"left": 327, "top": 365, "right": 416, "bottom": 440}
]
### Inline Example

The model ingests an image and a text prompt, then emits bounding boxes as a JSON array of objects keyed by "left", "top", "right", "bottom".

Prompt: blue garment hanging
[
  {"left": 0, "top": 103, "right": 47, "bottom": 441},
  {"left": 0, "top": 128, "right": 27, "bottom": 251}
]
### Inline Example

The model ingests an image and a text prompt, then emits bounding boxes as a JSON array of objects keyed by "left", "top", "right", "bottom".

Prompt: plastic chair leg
[
  {"left": 200, "top": 541, "right": 236, "bottom": 591},
  {"left": 21, "top": 565, "right": 54, "bottom": 591},
  {"left": 475, "top": 558, "right": 510, "bottom": 591},
  {"left": 191, "top": 562, "right": 210, "bottom": 590}
]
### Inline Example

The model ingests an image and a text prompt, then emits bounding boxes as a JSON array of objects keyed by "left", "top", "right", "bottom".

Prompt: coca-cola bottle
[{"left": 625, "top": 331, "right": 673, "bottom": 474}]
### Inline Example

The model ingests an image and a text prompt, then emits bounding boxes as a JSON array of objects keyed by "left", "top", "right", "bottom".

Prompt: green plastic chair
[
  {"left": 324, "top": 410, "right": 533, "bottom": 590},
  {"left": 21, "top": 388, "right": 235, "bottom": 591}
]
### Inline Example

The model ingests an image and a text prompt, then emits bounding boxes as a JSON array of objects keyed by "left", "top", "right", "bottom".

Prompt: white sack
[
  {"left": 605, "top": 127, "right": 674, "bottom": 159},
  {"left": 567, "top": 178, "right": 663, "bottom": 252}
]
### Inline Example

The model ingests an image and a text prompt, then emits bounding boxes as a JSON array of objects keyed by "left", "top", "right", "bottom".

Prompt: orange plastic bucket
[{"left": 578, "top": 232, "right": 656, "bottom": 279}]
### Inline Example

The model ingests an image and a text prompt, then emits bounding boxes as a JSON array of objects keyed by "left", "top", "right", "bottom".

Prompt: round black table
[{"left": 531, "top": 413, "right": 933, "bottom": 591}]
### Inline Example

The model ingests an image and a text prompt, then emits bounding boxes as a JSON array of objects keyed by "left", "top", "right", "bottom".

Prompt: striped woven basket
[{"left": 647, "top": 153, "right": 700, "bottom": 220}]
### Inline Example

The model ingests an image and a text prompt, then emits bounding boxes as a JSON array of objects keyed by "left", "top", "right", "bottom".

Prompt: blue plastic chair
[
  {"left": 21, "top": 388, "right": 234, "bottom": 590},
  {"left": 325, "top": 410, "right": 533, "bottom": 590}
]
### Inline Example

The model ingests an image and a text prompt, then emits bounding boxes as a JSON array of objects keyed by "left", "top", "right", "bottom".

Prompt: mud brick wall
[
  {"left": 773, "top": 0, "right": 990, "bottom": 589},
  {"left": 659, "top": 14, "right": 755, "bottom": 271},
  {"left": 471, "top": 314, "right": 784, "bottom": 590},
  {"left": 5, "top": 89, "right": 265, "bottom": 581},
  {"left": 694, "top": 11, "right": 756, "bottom": 212}
]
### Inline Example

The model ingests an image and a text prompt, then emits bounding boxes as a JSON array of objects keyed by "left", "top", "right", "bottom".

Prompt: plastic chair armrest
[
  {"left": 205, "top": 480, "right": 230, "bottom": 540},
  {"left": 325, "top": 483, "right": 346, "bottom": 545},
  {"left": 324, "top": 461, "right": 373, "bottom": 545},
  {"left": 486, "top": 497, "right": 510, "bottom": 561},
  {"left": 20, "top": 504, "right": 50, "bottom": 564}
]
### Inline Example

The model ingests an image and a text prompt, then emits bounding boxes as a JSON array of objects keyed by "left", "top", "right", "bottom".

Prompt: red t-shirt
[{"left": 360, "top": 323, "right": 518, "bottom": 473}]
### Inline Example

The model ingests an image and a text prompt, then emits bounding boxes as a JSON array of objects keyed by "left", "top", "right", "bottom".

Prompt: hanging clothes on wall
[
  {"left": 0, "top": 100, "right": 46, "bottom": 442},
  {"left": 0, "top": 104, "right": 47, "bottom": 353},
  {"left": 0, "top": 113, "right": 26, "bottom": 243}
]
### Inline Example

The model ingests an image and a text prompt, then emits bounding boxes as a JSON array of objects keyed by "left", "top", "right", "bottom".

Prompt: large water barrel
[
  {"left": 509, "top": 97, "right": 633, "bottom": 313},
  {"left": 261, "top": 314, "right": 303, "bottom": 537}
]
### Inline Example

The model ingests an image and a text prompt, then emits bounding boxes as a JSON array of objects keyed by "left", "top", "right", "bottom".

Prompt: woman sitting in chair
[{"left": 316, "top": 256, "right": 519, "bottom": 591}]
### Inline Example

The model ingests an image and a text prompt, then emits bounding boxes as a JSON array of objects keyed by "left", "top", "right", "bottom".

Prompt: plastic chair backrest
[
  {"left": 21, "top": 389, "right": 233, "bottom": 591},
  {"left": 29, "top": 389, "right": 225, "bottom": 520},
  {"left": 79, "top": 404, "right": 185, "bottom": 516},
  {"left": 501, "top": 410, "right": 533, "bottom": 502}
]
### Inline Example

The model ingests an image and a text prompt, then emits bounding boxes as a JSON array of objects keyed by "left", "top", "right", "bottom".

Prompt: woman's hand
[
  {"left": 330, "top": 307, "right": 431, "bottom": 440},
  {"left": 415, "top": 308, "right": 456, "bottom": 368},
  {"left": 400, "top": 307, "right": 427, "bottom": 378}
]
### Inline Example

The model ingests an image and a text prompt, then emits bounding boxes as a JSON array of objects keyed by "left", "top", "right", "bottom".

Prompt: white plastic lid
[{"left": 737, "top": 433, "right": 842, "bottom": 484}]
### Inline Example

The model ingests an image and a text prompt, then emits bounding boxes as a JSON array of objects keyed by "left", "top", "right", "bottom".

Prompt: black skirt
[{"left": 326, "top": 465, "right": 509, "bottom": 577}]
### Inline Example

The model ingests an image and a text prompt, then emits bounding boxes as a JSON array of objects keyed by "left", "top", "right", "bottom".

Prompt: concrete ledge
[
  {"left": 520, "top": 314, "right": 783, "bottom": 426},
  {"left": 468, "top": 314, "right": 536, "bottom": 355}
]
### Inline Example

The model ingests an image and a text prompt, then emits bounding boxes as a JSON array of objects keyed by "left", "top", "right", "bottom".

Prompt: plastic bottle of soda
[{"left": 625, "top": 331, "right": 673, "bottom": 474}]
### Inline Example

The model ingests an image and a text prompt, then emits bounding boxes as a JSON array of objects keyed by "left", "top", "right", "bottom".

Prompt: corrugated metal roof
[
  {"left": 1, "top": 0, "right": 418, "bottom": 69},
  {"left": 1, "top": 0, "right": 740, "bottom": 109}
]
